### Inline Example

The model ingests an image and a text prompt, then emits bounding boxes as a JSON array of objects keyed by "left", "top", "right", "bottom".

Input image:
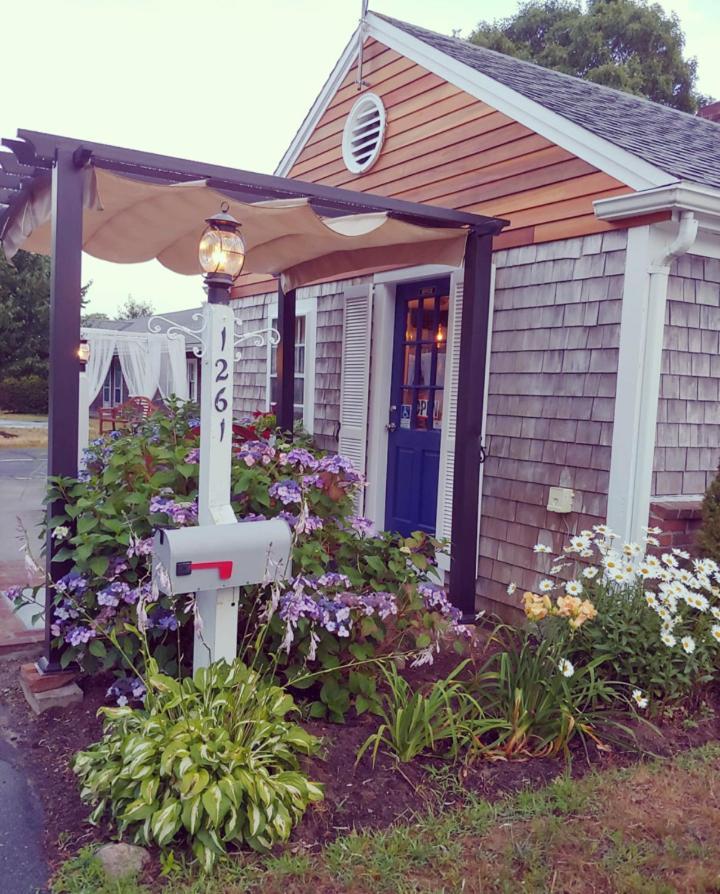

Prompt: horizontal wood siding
[
  {"left": 288, "top": 38, "right": 631, "bottom": 248},
  {"left": 477, "top": 231, "right": 627, "bottom": 613},
  {"left": 653, "top": 254, "right": 720, "bottom": 497}
]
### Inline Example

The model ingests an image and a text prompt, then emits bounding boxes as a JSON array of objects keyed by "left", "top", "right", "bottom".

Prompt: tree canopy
[
  {"left": 0, "top": 249, "right": 51, "bottom": 379},
  {"left": 469, "top": 0, "right": 706, "bottom": 112},
  {"left": 116, "top": 295, "right": 155, "bottom": 320}
]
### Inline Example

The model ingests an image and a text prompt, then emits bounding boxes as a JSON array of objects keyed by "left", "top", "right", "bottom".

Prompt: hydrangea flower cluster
[
  {"left": 106, "top": 677, "right": 146, "bottom": 707},
  {"left": 149, "top": 493, "right": 198, "bottom": 526},
  {"left": 278, "top": 575, "right": 398, "bottom": 652},
  {"left": 236, "top": 440, "right": 276, "bottom": 467},
  {"left": 269, "top": 479, "right": 302, "bottom": 505}
]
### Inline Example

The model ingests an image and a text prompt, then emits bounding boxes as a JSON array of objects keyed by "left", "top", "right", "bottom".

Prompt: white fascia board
[
  {"left": 275, "top": 27, "right": 360, "bottom": 177},
  {"left": 594, "top": 181, "right": 720, "bottom": 221},
  {"left": 365, "top": 13, "right": 670, "bottom": 192}
]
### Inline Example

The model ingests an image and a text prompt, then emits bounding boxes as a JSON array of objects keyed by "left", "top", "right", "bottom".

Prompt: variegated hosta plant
[{"left": 73, "top": 659, "right": 323, "bottom": 870}]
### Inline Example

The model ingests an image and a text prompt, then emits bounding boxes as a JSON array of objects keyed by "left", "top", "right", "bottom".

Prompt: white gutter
[{"left": 594, "top": 181, "right": 720, "bottom": 222}]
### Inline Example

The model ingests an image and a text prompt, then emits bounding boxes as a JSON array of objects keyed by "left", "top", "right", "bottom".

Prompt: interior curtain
[
  {"left": 117, "top": 335, "right": 163, "bottom": 398},
  {"left": 81, "top": 328, "right": 117, "bottom": 402}
]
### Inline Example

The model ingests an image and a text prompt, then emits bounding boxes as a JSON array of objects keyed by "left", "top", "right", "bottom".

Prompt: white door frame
[{"left": 364, "top": 264, "right": 457, "bottom": 528}]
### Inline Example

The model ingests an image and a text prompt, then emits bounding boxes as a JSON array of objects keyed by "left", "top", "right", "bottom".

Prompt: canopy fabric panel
[
  {"left": 80, "top": 327, "right": 188, "bottom": 401},
  {"left": 4, "top": 168, "right": 468, "bottom": 291}
]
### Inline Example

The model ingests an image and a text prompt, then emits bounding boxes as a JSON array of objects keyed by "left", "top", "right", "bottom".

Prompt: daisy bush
[
  {"left": 518, "top": 525, "right": 720, "bottom": 708},
  {"left": 8, "top": 403, "right": 463, "bottom": 719}
]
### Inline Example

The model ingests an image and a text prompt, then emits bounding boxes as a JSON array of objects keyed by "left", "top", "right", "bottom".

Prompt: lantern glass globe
[{"left": 198, "top": 227, "right": 245, "bottom": 279}]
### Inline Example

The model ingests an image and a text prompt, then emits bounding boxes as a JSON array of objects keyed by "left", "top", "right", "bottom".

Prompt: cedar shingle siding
[
  {"left": 653, "top": 255, "right": 720, "bottom": 497},
  {"left": 233, "top": 293, "right": 272, "bottom": 417},
  {"left": 477, "top": 231, "right": 626, "bottom": 611}
]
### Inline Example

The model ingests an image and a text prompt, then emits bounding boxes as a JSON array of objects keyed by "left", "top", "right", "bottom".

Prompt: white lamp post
[{"left": 194, "top": 206, "right": 245, "bottom": 668}]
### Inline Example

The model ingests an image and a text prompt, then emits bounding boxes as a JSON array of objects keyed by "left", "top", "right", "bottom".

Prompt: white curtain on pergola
[
  {"left": 3, "top": 167, "right": 469, "bottom": 291},
  {"left": 81, "top": 327, "right": 189, "bottom": 401}
]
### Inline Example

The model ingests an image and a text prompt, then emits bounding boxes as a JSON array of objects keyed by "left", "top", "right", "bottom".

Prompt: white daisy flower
[
  {"left": 569, "top": 535, "right": 591, "bottom": 552},
  {"left": 662, "top": 553, "right": 679, "bottom": 569},
  {"left": 565, "top": 580, "right": 583, "bottom": 596},
  {"left": 558, "top": 658, "right": 575, "bottom": 678},
  {"left": 710, "top": 624, "right": 720, "bottom": 643},
  {"left": 645, "top": 536, "right": 660, "bottom": 547},
  {"left": 660, "top": 630, "right": 677, "bottom": 647},
  {"left": 710, "top": 606, "right": 720, "bottom": 621},
  {"left": 623, "top": 542, "right": 642, "bottom": 557},
  {"left": 681, "top": 636, "right": 696, "bottom": 654},
  {"left": 582, "top": 566, "right": 599, "bottom": 580},
  {"left": 645, "top": 592, "right": 659, "bottom": 610},
  {"left": 539, "top": 579, "right": 554, "bottom": 593},
  {"left": 579, "top": 548, "right": 594, "bottom": 558},
  {"left": 533, "top": 543, "right": 552, "bottom": 554},
  {"left": 506, "top": 582, "right": 517, "bottom": 596},
  {"left": 632, "top": 689, "right": 649, "bottom": 710},
  {"left": 672, "top": 548, "right": 690, "bottom": 560}
]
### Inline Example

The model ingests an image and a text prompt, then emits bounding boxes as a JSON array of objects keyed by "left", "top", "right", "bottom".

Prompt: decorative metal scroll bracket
[
  {"left": 147, "top": 312, "right": 208, "bottom": 358},
  {"left": 233, "top": 319, "right": 280, "bottom": 362}
]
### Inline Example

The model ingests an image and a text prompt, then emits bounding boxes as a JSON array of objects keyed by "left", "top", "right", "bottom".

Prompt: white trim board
[{"left": 276, "top": 12, "right": 672, "bottom": 191}]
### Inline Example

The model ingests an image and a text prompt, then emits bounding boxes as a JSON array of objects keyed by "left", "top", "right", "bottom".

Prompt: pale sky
[{"left": 1, "top": 0, "right": 717, "bottom": 317}]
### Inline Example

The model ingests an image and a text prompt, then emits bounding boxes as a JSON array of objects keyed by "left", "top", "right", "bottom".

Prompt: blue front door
[{"left": 385, "top": 278, "right": 450, "bottom": 536}]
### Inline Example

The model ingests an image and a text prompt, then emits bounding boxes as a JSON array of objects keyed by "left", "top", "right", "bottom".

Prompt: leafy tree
[
  {"left": 82, "top": 311, "right": 110, "bottom": 325},
  {"left": 116, "top": 295, "right": 155, "bottom": 319},
  {"left": 698, "top": 464, "right": 720, "bottom": 563},
  {"left": 469, "top": 0, "right": 706, "bottom": 112},
  {"left": 0, "top": 249, "right": 51, "bottom": 378}
]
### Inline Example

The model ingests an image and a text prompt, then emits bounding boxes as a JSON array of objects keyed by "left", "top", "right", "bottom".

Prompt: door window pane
[{"left": 270, "top": 314, "right": 307, "bottom": 423}]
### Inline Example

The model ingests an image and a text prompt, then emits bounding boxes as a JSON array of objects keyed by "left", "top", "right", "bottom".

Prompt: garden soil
[{"left": 2, "top": 654, "right": 720, "bottom": 880}]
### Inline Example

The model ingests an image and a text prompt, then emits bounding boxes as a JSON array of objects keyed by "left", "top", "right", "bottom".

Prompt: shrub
[
  {"left": 698, "top": 463, "right": 720, "bottom": 563},
  {"left": 10, "top": 403, "right": 464, "bottom": 720},
  {"left": 515, "top": 525, "right": 720, "bottom": 708},
  {"left": 73, "top": 658, "right": 323, "bottom": 870},
  {"left": 0, "top": 374, "right": 48, "bottom": 413}
]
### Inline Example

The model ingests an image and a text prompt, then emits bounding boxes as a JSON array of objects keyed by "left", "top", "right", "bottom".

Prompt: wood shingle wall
[
  {"left": 232, "top": 293, "right": 273, "bottom": 418},
  {"left": 653, "top": 254, "right": 720, "bottom": 496},
  {"left": 477, "top": 231, "right": 627, "bottom": 612}
]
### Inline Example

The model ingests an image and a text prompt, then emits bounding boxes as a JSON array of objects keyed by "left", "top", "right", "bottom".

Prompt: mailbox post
[{"left": 151, "top": 206, "right": 287, "bottom": 672}]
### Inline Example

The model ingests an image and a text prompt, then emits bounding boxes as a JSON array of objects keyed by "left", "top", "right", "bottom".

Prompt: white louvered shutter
[
  {"left": 436, "top": 272, "right": 463, "bottom": 544},
  {"left": 338, "top": 284, "right": 373, "bottom": 513}
]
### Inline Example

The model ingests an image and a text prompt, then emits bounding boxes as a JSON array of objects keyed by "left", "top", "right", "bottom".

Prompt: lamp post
[
  {"left": 77, "top": 338, "right": 90, "bottom": 468},
  {"left": 194, "top": 205, "right": 246, "bottom": 669}
]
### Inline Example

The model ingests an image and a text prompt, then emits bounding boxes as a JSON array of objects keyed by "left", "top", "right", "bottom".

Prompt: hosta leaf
[
  {"left": 178, "top": 768, "right": 209, "bottom": 798},
  {"left": 122, "top": 798, "right": 157, "bottom": 823},
  {"left": 181, "top": 794, "right": 203, "bottom": 835},
  {"left": 201, "top": 783, "right": 226, "bottom": 827},
  {"left": 150, "top": 800, "right": 182, "bottom": 846},
  {"left": 247, "top": 801, "right": 266, "bottom": 838}
]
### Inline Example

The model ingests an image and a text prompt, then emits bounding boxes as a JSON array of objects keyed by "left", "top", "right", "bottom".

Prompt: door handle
[{"left": 386, "top": 422, "right": 397, "bottom": 432}]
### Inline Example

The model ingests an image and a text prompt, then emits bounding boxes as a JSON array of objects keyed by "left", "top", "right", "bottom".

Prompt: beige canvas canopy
[{"left": 3, "top": 167, "right": 469, "bottom": 291}]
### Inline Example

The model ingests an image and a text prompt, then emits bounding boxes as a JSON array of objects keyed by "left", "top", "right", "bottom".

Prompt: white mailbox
[{"left": 152, "top": 518, "right": 292, "bottom": 596}]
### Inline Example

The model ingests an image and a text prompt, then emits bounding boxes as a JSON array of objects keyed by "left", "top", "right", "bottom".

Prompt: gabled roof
[
  {"left": 375, "top": 13, "right": 720, "bottom": 191},
  {"left": 278, "top": 11, "right": 720, "bottom": 195}
]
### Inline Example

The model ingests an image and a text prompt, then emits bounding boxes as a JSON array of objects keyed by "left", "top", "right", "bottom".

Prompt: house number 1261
[{"left": 215, "top": 326, "right": 230, "bottom": 441}]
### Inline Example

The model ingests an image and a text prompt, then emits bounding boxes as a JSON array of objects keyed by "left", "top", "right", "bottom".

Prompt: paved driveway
[{"left": 0, "top": 449, "right": 46, "bottom": 576}]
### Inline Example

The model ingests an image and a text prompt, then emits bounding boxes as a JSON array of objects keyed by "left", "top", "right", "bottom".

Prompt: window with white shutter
[{"left": 338, "top": 284, "right": 373, "bottom": 512}]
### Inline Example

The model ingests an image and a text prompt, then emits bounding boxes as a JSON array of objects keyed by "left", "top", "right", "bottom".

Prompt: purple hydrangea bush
[{"left": 11, "top": 405, "right": 465, "bottom": 718}]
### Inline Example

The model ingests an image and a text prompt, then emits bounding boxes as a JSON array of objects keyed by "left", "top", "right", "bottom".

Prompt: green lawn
[{"left": 53, "top": 742, "right": 720, "bottom": 894}]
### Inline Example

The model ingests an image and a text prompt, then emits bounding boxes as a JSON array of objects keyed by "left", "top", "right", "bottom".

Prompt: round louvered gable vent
[{"left": 342, "top": 93, "right": 386, "bottom": 174}]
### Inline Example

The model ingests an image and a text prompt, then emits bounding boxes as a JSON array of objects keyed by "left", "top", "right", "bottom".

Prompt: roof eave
[{"left": 594, "top": 181, "right": 720, "bottom": 229}]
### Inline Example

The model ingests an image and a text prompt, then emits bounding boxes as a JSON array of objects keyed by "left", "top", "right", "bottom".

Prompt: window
[
  {"left": 266, "top": 297, "right": 316, "bottom": 432},
  {"left": 113, "top": 362, "right": 123, "bottom": 405},
  {"left": 341, "top": 93, "right": 386, "bottom": 174},
  {"left": 102, "top": 372, "right": 111, "bottom": 407},
  {"left": 187, "top": 357, "right": 198, "bottom": 402}
]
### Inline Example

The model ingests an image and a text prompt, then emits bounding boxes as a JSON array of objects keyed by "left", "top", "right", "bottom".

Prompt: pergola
[{"left": 0, "top": 130, "right": 506, "bottom": 669}]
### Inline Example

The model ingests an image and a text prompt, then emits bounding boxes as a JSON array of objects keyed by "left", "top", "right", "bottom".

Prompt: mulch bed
[{"left": 1, "top": 651, "right": 719, "bottom": 878}]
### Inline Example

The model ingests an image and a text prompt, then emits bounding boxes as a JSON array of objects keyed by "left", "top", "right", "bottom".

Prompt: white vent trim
[{"left": 342, "top": 93, "right": 387, "bottom": 174}]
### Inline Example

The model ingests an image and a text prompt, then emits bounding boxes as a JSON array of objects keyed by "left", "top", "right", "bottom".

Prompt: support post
[
  {"left": 276, "top": 282, "right": 296, "bottom": 438},
  {"left": 77, "top": 366, "right": 89, "bottom": 469},
  {"left": 40, "top": 147, "right": 85, "bottom": 673},
  {"left": 449, "top": 230, "right": 494, "bottom": 617},
  {"left": 195, "top": 287, "right": 239, "bottom": 671}
]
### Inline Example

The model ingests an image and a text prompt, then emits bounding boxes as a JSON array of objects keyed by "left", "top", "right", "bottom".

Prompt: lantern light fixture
[
  {"left": 198, "top": 203, "right": 245, "bottom": 302},
  {"left": 77, "top": 340, "right": 90, "bottom": 363}
]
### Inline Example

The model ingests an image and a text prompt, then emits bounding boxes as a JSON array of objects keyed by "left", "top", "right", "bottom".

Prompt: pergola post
[
  {"left": 39, "top": 146, "right": 85, "bottom": 672},
  {"left": 449, "top": 230, "right": 494, "bottom": 617},
  {"left": 276, "top": 282, "right": 296, "bottom": 437}
]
